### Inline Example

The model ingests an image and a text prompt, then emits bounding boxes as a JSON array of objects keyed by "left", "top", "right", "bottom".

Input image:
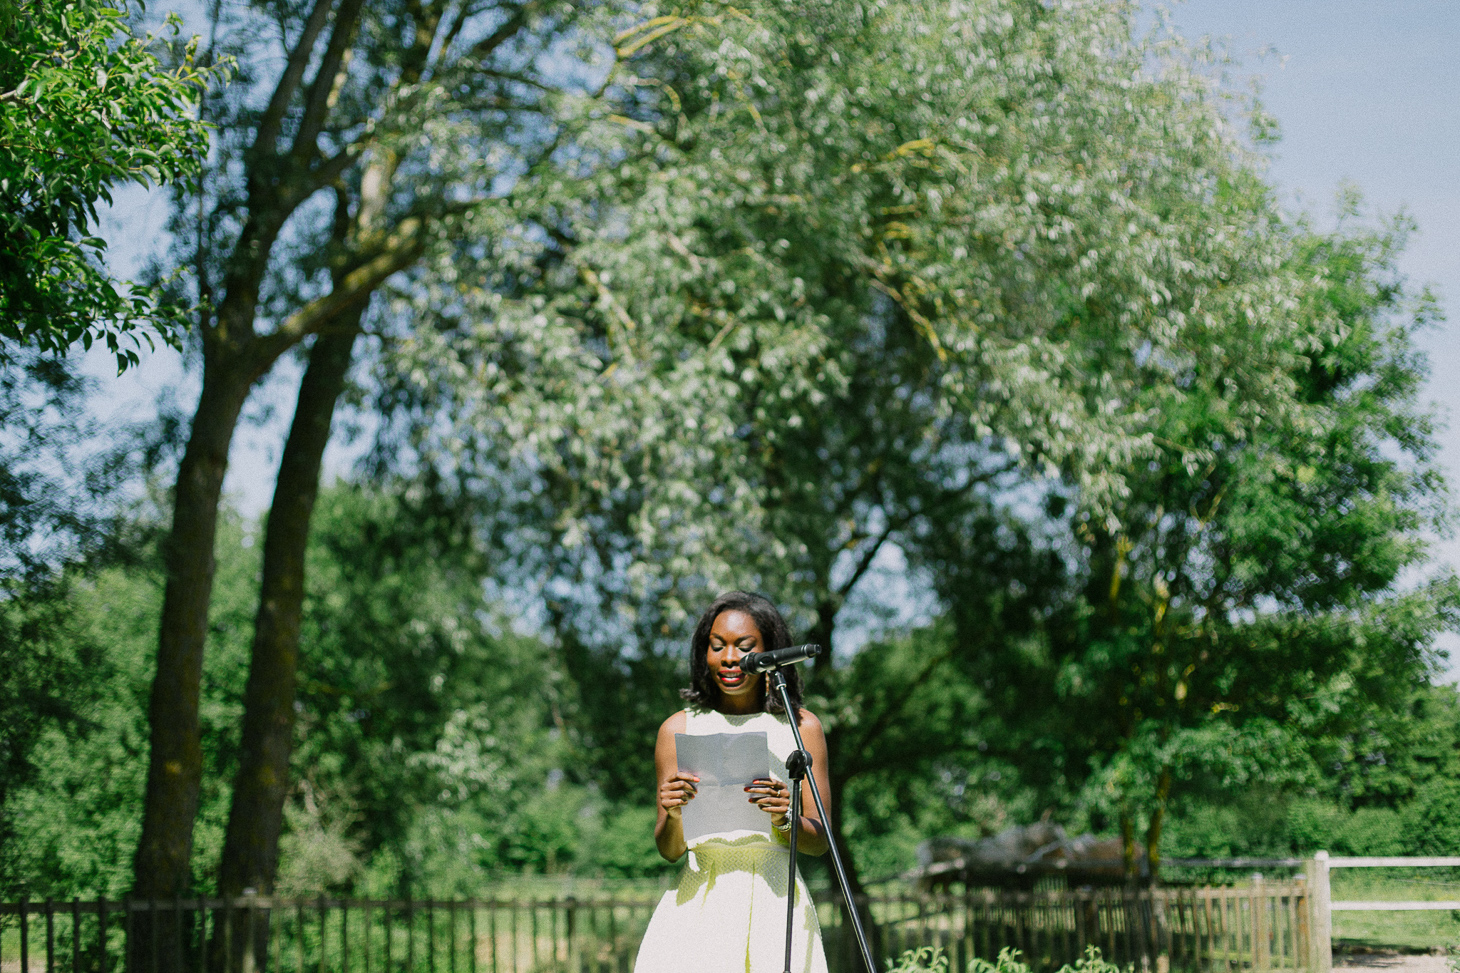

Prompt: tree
[
  {"left": 0, "top": 0, "right": 212, "bottom": 369},
  {"left": 130, "top": 0, "right": 627, "bottom": 927},
  {"left": 0, "top": 505, "right": 258, "bottom": 900},
  {"left": 948, "top": 209, "right": 1458, "bottom": 879},
  {"left": 376, "top": 0, "right": 1344, "bottom": 899},
  {"left": 0, "top": 486, "right": 578, "bottom": 900}
]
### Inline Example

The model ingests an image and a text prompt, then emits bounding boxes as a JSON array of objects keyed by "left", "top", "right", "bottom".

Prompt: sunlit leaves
[{"left": 0, "top": 0, "right": 217, "bottom": 370}]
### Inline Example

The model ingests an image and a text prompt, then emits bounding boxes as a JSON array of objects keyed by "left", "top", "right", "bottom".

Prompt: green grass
[{"left": 1331, "top": 870, "right": 1460, "bottom": 952}]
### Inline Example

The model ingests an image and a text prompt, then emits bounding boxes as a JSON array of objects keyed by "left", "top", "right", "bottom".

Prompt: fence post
[
  {"left": 1251, "top": 874, "right": 1269, "bottom": 972},
  {"left": 1305, "top": 853, "right": 1331, "bottom": 973}
]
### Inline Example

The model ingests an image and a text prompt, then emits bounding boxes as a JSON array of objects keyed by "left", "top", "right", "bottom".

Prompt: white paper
[{"left": 675, "top": 731, "right": 770, "bottom": 842}]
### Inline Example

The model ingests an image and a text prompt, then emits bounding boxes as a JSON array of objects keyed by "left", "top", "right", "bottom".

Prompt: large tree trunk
[
  {"left": 123, "top": 0, "right": 516, "bottom": 965},
  {"left": 809, "top": 598, "right": 837, "bottom": 680},
  {"left": 212, "top": 322, "right": 362, "bottom": 970},
  {"left": 800, "top": 602, "right": 885, "bottom": 965},
  {"left": 1120, "top": 808, "right": 1138, "bottom": 883},
  {"left": 129, "top": 349, "right": 267, "bottom": 972}
]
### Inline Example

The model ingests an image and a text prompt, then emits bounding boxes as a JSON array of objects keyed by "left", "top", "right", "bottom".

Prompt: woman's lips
[{"left": 718, "top": 668, "right": 746, "bottom": 688}]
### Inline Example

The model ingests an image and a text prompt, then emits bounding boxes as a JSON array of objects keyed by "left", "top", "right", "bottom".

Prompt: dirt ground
[{"left": 1337, "top": 950, "right": 1455, "bottom": 973}]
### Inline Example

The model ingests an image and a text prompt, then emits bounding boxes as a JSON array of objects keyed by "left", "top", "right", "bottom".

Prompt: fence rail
[
  {"left": 1307, "top": 851, "right": 1460, "bottom": 973},
  {"left": 1, "top": 884, "right": 1308, "bottom": 973}
]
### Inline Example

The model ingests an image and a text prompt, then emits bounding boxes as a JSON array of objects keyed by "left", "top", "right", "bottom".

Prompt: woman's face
[{"left": 706, "top": 610, "right": 765, "bottom": 712}]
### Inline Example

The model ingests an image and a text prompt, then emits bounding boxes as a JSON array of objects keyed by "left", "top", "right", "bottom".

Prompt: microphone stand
[{"left": 763, "top": 665, "right": 877, "bottom": 973}]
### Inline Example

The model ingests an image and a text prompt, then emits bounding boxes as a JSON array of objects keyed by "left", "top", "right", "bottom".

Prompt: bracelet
[{"left": 773, "top": 817, "right": 793, "bottom": 833}]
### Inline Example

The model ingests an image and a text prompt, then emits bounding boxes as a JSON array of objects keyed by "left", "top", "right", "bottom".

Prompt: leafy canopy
[{"left": 0, "top": 0, "right": 214, "bottom": 370}]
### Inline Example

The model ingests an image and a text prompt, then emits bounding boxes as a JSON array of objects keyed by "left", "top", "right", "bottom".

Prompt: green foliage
[
  {"left": 1155, "top": 685, "right": 1460, "bottom": 861},
  {"left": 887, "top": 946, "right": 949, "bottom": 973},
  {"left": 886, "top": 946, "right": 1124, "bottom": 973},
  {"left": 942, "top": 204, "right": 1457, "bottom": 867},
  {"left": 0, "top": 508, "right": 253, "bottom": 898},
  {"left": 379, "top": 0, "right": 1352, "bottom": 831},
  {"left": 1402, "top": 778, "right": 1460, "bottom": 856},
  {"left": 823, "top": 625, "right": 1031, "bottom": 877},
  {"left": 3, "top": 0, "right": 1457, "bottom": 914},
  {"left": 359, "top": 0, "right": 1460, "bottom": 888},
  {"left": 0, "top": 0, "right": 217, "bottom": 369},
  {"left": 0, "top": 484, "right": 673, "bottom": 898}
]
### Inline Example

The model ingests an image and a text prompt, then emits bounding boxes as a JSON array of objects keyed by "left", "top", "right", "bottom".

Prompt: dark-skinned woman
[{"left": 633, "top": 591, "right": 832, "bottom": 973}]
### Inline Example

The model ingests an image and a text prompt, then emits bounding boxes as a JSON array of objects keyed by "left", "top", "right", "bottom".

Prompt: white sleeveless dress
[{"left": 633, "top": 707, "right": 830, "bottom": 973}]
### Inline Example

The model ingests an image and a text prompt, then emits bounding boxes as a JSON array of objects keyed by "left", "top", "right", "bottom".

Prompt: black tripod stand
[{"left": 763, "top": 665, "right": 877, "bottom": 973}]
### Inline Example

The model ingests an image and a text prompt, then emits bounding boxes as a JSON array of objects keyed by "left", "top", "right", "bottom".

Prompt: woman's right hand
[{"left": 659, "top": 771, "right": 699, "bottom": 817}]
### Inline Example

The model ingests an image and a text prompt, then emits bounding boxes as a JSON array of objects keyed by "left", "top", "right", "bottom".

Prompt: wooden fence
[
  {"left": 0, "top": 882, "right": 1309, "bottom": 973},
  {"left": 1305, "top": 852, "right": 1460, "bottom": 973},
  {"left": 820, "top": 882, "right": 1309, "bottom": 972}
]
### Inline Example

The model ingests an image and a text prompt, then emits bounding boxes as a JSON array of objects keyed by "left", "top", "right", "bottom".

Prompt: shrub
[
  {"left": 888, "top": 946, "right": 1124, "bottom": 973},
  {"left": 1406, "top": 780, "right": 1460, "bottom": 856}
]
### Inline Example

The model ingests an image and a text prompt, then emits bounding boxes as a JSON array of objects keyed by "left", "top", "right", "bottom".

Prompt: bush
[
  {"left": 887, "top": 946, "right": 1124, "bottom": 973},
  {"left": 1286, "top": 798, "right": 1407, "bottom": 856},
  {"left": 1405, "top": 780, "right": 1460, "bottom": 856}
]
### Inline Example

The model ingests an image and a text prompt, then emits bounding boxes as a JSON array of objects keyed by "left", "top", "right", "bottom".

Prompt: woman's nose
[{"left": 726, "top": 646, "right": 743, "bottom": 664}]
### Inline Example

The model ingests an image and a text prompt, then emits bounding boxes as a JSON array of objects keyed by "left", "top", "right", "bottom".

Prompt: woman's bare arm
[
  {"left": 744, "top": 708, "right": 833, "bottom": 855},
  {"left": 791, "top": 709, "right": 833, "bottom": 856},
  {"left": 653, "top": 710, "right": 696, "bottom": 862}
]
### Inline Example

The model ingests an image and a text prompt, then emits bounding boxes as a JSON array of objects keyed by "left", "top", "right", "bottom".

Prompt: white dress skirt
[{"left": 633, "top": 707, "right": 830, "bottom": 973}]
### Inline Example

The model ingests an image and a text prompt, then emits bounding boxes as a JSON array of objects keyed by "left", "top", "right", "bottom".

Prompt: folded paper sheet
[{"left": 675, "top": 731, "right": 770, "bottom": 843}]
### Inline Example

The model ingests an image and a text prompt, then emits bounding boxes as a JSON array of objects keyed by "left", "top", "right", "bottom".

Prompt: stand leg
[
  {"left": 766, "top": 669, "right": 878, "bottom": 973},
  {"left": 783, "top": 752, "right": 806, "bottom": 973}
]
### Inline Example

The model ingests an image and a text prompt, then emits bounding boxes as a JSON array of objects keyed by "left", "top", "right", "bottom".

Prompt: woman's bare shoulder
[
  {"left": 795, "top": 707, "right": 824, "bottom": 734},
  {"left": 657, "top": 709, "right": 689, "bottom": 738}
]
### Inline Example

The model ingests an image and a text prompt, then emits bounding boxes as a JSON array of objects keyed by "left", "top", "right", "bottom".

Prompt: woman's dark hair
[{"left": 681, "top": 591, "right": 803, "bottom": 714}]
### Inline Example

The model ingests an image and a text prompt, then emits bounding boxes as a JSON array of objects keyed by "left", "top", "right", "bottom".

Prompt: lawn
[{"left": 1331, "top": 870, "right": 1460, "bottom": 952}]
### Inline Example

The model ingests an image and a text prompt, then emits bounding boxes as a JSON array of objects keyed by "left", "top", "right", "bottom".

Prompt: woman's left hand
[{"left": 745, "top": 777, "right": 791, "bottom": 828}]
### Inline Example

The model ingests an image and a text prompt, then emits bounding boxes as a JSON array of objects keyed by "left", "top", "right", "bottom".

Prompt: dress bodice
[{"left": 682, "top": 706, "right": 796, "bottom": 783}]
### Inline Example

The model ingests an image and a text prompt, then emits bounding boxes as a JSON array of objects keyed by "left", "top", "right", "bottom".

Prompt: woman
[{"left": 633, "top": 591, "right": 832, "bottom": 973}]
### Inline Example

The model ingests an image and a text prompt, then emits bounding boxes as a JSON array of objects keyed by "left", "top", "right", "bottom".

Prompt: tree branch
[
  {"left": 464, "top": 0, "right": 540, "bottom": 62},
  {"left": 256, "top": 0, "right": 336, "bottom": 152},
  {"left": 292, "top": 0, "right": 367, "bottom": 159},
  {"left": 312, "top": 143, "right": 363, "bottom": 188},
  {"left": 841, "top": 649, "right": 955, "bottom": 777},
  {"left": 431, "top": 0, "right": 473, "bottom": 77},
  {"left": 836, "top": 521, "right": 896, "bottom": 603},
  {"left": 257, "top": 215, "right": 428, "bottom": 361}
]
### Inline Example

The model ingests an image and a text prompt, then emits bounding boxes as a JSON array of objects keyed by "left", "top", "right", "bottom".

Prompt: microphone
[{"left": 739, "top": 643, "right": 822, "bottom": 674}]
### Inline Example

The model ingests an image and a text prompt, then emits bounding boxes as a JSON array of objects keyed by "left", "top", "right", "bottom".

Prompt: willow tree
[{"left": 373, "top": 0, "right": 1337, "bottom": 898}]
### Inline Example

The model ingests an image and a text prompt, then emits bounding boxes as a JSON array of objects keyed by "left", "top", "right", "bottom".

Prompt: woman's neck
[{"left": 716, "top": 693, "right": 762, "bottom": 716}]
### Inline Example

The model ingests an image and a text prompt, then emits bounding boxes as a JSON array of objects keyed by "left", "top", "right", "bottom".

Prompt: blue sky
[{"left": 92, "top": 0, "right": 1460, "bottom": 674}]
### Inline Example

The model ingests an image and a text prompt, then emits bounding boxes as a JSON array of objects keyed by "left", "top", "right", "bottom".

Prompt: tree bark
[
  {"left": 809, "top": 598, "right": 837, "bottom": 679},
  {"left": 1145, "top": 766, "right": 1172, "bottom": 886},
  {"left": 824, "top": 763, "right": 883, "bottom": 967},
  {"left": 811, "top": 599, "right": 881, "bottom": 964},
  {"left": 129, "top": 348, "right": 269, "bottom": 972},
  {"left": 211, "top": 321, "right": 361, "bottom": 969},
  {"left": 132, "top": 360, "right": 266, "bottom": 894},
  {"left": 218, "top": 322, "right": 361, "bottom": 898},
  {"left": 1120, "top": 808, "right": 1137, "bottom": 883},
  {"left": 126, "top": 1, "right": 530, "bottom": 966}
]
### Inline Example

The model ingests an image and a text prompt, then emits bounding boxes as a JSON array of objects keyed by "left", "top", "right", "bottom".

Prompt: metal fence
[{"left": 0, "top": 883, "right": 1308, "bottom": 973}]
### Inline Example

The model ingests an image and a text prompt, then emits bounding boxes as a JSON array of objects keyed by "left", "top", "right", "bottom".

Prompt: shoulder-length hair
[{"left": 681, "top": 591, "right": 804, "bottom": 715}]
